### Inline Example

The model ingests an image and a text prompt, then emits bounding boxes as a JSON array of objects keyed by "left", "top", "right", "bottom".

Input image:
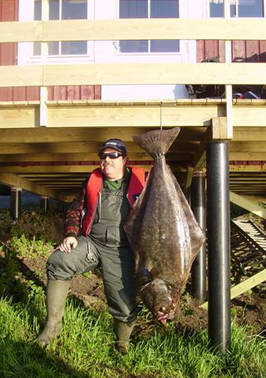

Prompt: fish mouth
[{"left": 155, "top": 304, "right": 176, "bottom": 324}]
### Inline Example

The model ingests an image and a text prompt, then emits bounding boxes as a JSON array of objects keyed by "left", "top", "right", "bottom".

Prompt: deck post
[
  {"left": 10, "top": 187, "right": 22, "bottom": 221},
  {"left": 40, "top": 195, "right": 49, "bottom": 214},
  {"left": 191, "top": 172, "right": 206, "bottom": 302},
  {"left": 207, "top": 141, "right": 231, "bottom": 352}
]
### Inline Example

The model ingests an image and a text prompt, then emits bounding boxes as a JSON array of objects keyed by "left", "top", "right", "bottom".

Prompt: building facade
[{"left": 1, "top": 0, "right": 266, "bottom": 101}]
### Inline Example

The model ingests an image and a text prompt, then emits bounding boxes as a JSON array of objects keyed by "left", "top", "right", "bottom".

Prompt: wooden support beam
[
  {"left": 185, "top": 166, "right": 194, "bottom": 189},
  {"left": 1, "top": 19, "right": 266, "bottom": 42},
  {"left": 229, "top": 164, "right": 266, "bottom": 172},
  {"left": 229, "top": 152, "right": 266, "bottom": 160},
  {"left": 1, "top": 63, "right": 266, "bottom": 87},
  {"left": 0, "top": 102, "right": 222, "bottom": 128},
  {"left": 0, "top": 173, "right": 58, "bottom": 199},
  {"left": 201, "top": 269, "right": 266, "bottom": 310},
  {"left": 211, "top": 117, "right": 232, "bottom": 140},
  {"left": 0, "top": 127, "right": 205, "bottom": 143},
  {"left": 230, "top": 192, "right": 266, "bottom": 219},
  {"left": 230, "top": 141, "right": 266, "bottom": 153},
  {"left": 0, "top": 164, "right": 185, "bottom": 174},
  {"left": 1, "top": 101, "right": 266, "bottom": 129}
]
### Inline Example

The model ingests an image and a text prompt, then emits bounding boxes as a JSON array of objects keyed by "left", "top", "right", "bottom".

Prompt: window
[
  {"left": 34, "top": 0, "right": 88, "bottom": 57},
  {"left": 209, "top": 0, "right": 264, "bottom": 18},
  {"left": 119, "top": 0, "right": 179, "bottom": 53}
]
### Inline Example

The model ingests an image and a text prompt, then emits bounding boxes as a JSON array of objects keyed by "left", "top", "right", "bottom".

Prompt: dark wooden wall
[{"left": 197, "top": 40, "right": 266, "bottom": 63}]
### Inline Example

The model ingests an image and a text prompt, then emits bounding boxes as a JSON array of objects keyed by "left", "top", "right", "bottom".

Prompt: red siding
[
  {"left": 48, "top": 85, "right": 101, "bottom": 101},
  {"left": 0, "top": 0, "right": 18, "bottom": 100},
  {"left": 197, "top": 40, "right": 266, "bottom": 63},
  {"left": 0, "top": 0, "right": 101, "bottom": 102}
]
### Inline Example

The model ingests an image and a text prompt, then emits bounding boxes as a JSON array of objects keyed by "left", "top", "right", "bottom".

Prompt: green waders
[
  {"left": 113, "top": 318, "right": 135, "bottom": 354},
  {"left": 37, "top": 279, "right": 70, "bottom": 347},
  {"left": 39, "top": 182, "right": 137, "bottom": 352}
]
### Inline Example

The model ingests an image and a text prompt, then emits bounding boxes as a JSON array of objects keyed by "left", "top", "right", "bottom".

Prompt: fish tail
[{"left": 133, "top": 127, "right": 180, "bottom": 156}]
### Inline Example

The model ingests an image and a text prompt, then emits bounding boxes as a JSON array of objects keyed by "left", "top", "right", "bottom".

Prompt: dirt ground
[{"left": 19, "top": 254, "right": 266, "bottom": 337}]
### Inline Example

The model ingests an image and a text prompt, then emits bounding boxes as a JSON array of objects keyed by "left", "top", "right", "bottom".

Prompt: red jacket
[{"left": 64, "top": 167, "right": 145, "bottom": 237}]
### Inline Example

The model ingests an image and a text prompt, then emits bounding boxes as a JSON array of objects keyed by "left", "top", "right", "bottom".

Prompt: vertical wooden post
[
  {"left": 10, "top": 187, "right": 22, "bottom": 221},
  {"left": 224, "top": 0, "right": 233, "bottom": 139},
  {"left": 40, "top": 195, "right": 49, "bottom": 214},
  {"left": 40, "top": 0, "right": 49, "bottom": 126}
]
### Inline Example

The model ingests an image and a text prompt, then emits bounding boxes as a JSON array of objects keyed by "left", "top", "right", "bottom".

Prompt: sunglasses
[{"left": 99, "top": 151, "right": 123, "bottom": 160}]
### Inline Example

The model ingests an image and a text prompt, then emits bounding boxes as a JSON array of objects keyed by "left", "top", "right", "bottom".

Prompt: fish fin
[{"left": 133, "top": 128, "right": 180, "bottom": 157}]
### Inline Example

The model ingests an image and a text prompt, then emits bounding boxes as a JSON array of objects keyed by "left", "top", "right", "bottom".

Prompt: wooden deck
[{"left": 0, "top": 18, "right": 265, "bottom": 206}]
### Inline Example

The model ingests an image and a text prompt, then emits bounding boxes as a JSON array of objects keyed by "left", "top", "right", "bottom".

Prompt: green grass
[
  {"left": 0, "top": 210, "right": 265, "bottom": 377},
  {"left": 0, "top": 289, "right": 265, "bottom": 378}
]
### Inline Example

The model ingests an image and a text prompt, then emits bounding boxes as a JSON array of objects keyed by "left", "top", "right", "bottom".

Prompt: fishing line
[{"left": 160, "top": 102, "right": 163, "bottom": 131}]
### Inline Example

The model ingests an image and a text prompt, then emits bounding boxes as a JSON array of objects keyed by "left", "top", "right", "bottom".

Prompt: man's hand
[{"left": 58, "top": 236, "right": 78, "bottom": 253}]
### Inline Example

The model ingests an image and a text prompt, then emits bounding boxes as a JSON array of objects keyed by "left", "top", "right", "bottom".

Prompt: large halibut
[{"left": 124, "top": 128, "right": 205, "bottom": 323}]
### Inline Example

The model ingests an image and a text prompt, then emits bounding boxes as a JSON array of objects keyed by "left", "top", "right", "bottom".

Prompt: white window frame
[
  {"left": 18, "top": 0, "right": 95, "bottom": 65},
  {"left": 208, "top": 0, "right": 266, "bottom": 18},
  {"left": 117, "top": 0, "right": 182, "bottom": 55}
]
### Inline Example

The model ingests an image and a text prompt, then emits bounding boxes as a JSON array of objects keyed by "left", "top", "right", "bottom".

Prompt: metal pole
[
  {"left": 191, "top": 172, "right": 206, "bottom": 302},
  {"left": 207, "top": 141, "right": 231, "bottom": 352},
  {"left": 10, "top": 187, "right": 22, "bottom": 221}
]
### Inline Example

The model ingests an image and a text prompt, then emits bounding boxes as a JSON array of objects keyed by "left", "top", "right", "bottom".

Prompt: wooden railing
[{"left": 0, "top": 18, "right": 266, "bottom": 135}]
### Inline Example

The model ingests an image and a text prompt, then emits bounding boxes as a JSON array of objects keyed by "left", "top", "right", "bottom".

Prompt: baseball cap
[{"left": 99, "top": 138, "right": 127, "bottom": 156}]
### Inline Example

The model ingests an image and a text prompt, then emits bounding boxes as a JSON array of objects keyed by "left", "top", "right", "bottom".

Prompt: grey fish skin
[{"left": 125, "top": 128, "right": 205, "bottom": 323}]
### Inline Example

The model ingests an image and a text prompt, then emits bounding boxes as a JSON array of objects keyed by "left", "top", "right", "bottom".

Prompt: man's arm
[
  {"left": 58, "top": 183, "right": 86, "bottom": 253},
  {"left": 64, "top": 185, "right": 86, "bottom": 238}
]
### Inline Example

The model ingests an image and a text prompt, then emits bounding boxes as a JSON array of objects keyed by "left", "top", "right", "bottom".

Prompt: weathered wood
[{"left": 0, "top": 19, "right": 266, "bottom": 42}]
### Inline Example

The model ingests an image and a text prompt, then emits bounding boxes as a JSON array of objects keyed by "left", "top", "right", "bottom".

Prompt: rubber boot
[
  {"left": 113, "top": 319, "right": 135, "bottom": 354},
  {"left": 37, "top": 279, "right": 71, "bottom": 347}
]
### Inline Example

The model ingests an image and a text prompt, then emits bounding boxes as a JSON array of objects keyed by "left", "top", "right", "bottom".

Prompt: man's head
[{"left": 99, "top": 139, "right": 128, "bottom": 180}]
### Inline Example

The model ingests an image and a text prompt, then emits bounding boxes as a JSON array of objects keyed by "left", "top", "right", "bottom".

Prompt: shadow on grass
[
  {"left": 0, "top": 250, "right": 89, "bottom": 333},
  {"left": 0, "top": 338, "right": 89, "bottom": 378}
]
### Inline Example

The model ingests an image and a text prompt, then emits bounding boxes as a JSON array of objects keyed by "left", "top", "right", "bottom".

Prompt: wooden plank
[
  {"left": 211, "top": 117, "right": 231, "bottom": 139},
  {"left": 234, "top": 105, "right": 266, "bottom": 127},
  {"left": 201, "top": 269, "right": 266, "bottom": 310},
  {"left": 0, "top": 127, "right": 154, "bottom": 143},
  {"left": 2, "top": 63, "right": 266, "bottom": 87},
  {"left": 0, "top": 172, "right": 58, "bottom": 199},
  {"left": 185, "top": 166, "right": 194, "bottom": 189},
  {"left": 230, "top": 270, "right": 266, "bottom": 300},
  {"left": 0, "top": 152, "right": 156, "bottom": 162},
  {"left": 229, "top": 164, "right": 266, "bottom": 172},
  {"left": 229, "top": 152, "right": 266, "bottom": 160},
  {"left": 0, "top": 163, "right": 186, "bottom": 174},
  {"left": 1, "top": 19, "right": 266, "bottom": 42},
  {"left": 0, "top": 127, "right": 205, "bottom": 143},
  {"left": 0, "top": 105, "right": 37, "bottom": 128},
  {"left": 230, "top": 141, "right": 266, "bottom": 152},
  {"left": 1, "top": 102, "right": 266, "bottom": 129},
  {"left": 234, "top": 127, "right": 266, "bottom": 141},
  {"left": 0, "top": 141, "right": 195, "bottom": 155},
  {"left": 230, "top": 192, "right": 266, "bottom": 219},
  {"left": 48, "top": 104, "right": 220, "bottom": 128},
  {"left": 0, "top": 102, "right": 222, "bottom": 128},
  {"left": 0, "top": 165, "right": 153, "bottom": 174}
]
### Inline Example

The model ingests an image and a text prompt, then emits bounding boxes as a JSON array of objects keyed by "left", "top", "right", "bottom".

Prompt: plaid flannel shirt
[{"left": 64, "top": 181, "right": 87, "bottom": 238}]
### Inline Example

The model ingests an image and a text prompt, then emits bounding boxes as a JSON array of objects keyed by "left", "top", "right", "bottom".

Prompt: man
[{"left": 37, "top": 139, "right": 145, "bottom": 353}]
